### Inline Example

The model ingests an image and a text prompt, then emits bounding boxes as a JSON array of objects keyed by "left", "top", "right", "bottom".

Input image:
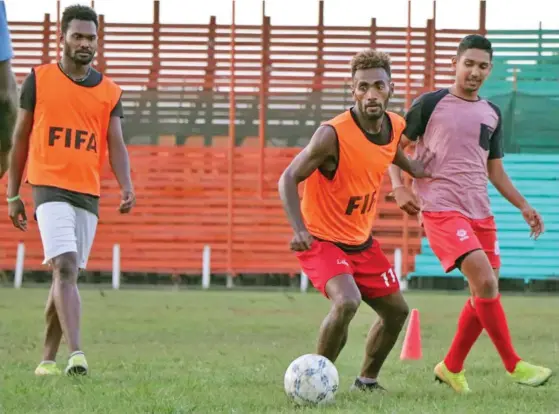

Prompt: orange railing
[
  {"left": 0, "top": 146, "right": 423, "bottom": 276},
  {"left": 4, "top": 1, "right": 486, "bottom": 277},
  {"left": 8, "top": 1, "right": 487, "bottom": 96}
]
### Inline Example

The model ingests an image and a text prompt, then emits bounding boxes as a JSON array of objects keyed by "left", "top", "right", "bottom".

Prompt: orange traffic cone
[{"left": 400, "top": 308, "right": 422, "bottom": 360}]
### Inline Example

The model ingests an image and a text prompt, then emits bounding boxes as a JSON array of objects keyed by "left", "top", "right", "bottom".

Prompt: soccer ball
[{"left": 284, "top": 354, "right": 339, "bottom": 406}]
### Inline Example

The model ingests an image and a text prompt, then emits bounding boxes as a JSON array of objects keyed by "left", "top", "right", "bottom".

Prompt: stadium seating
[
  {"left": 0, "top": 146, "right": 421, "bottom": 276},
  {"left": 409, "top": 154, "right": 559, "bottom": 282},
  {"left": 5, "top": 7, "right": 559, "bottom": 281},
  {"left": 480, "top": 33, "right": 559, "bottom": 154}
]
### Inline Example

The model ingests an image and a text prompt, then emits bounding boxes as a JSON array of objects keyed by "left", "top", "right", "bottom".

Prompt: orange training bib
[
  {"left": 26, "top": 63, "right": 122, "bottom": 196},
  {"left": 301, "top": 110, "right": 405, "bottom": 246}
]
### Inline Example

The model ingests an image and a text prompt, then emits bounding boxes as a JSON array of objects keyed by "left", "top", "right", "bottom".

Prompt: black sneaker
[{"left": 350, "top": 378, "right": 387, "bottom": 392}]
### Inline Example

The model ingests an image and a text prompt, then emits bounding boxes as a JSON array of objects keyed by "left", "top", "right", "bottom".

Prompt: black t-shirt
[{"left": 20, "top": 65, "right": 123, "bottom": 217}]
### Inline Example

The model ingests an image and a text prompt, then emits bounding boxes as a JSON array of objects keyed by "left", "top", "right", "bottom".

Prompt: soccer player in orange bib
[
  {"left": 7, "top": 5, "right": 135, "bottom": 376},
  {"left": 279, "top": 49, "right": 431, "bottom": 391},
  {"left": 389, "top": 35, "right": 551, "bottom": 393}
]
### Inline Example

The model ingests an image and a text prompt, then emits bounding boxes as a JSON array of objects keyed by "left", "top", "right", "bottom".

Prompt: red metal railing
[{"left": 5, "top": 0, "right": 487, "bottom": 277}]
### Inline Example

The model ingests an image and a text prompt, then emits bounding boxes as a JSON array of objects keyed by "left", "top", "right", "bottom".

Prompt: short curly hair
[
  {"left": 61, "top": 4, "right": 98, "bottom": 34},
  {"left": 350, "top": 49, "right": 392, "bottom": 79}
]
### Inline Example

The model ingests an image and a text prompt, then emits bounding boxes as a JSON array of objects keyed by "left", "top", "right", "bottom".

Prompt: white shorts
[{"left": 36, "top": 201, "right": 98, "bottom": 269}]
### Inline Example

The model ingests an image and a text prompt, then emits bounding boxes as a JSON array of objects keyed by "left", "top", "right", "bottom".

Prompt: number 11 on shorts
[{"left": 381, "top": 268, "right": 397, "bottom": 287}]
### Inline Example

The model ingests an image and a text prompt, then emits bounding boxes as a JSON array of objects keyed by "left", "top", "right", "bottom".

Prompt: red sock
[
  {"left": 443, "top": 299, "right": 483, "bottom": 373},
  {"left": 474, "top": 294, "right": 521, "bottom": 373}
]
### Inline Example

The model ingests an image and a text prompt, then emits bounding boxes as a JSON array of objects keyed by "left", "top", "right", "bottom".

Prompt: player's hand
[
  {"left": 119, "top": 189, "right": 135, "bottom": 214},
  {"left": 8, "top": 198, "right": 27, "bottom": 232},
  {"left": 521, "top": 204, "right": 544, "bottom": 239},
  {"left": 0, "top": 151, "right": 9, "bottom": 179},
  {"left": 290, "top": 230, "right": 315, "bottom": 252},
  {"left": 407, "top": 158, "right": 432, "bottom": 179},
  {"left": 393, "top": 186, "right": 420, "bottom": 215}
]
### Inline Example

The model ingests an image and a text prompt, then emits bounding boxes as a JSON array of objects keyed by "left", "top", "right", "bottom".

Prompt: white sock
[
  {"left": 70, "top": 351, "right": 84, "bottom": 358},
  {"left": 41, "top": 360, "right": 56, "bottom": 365},
  {"left": 358, "top": 376, "right": 377, "bottom": 384}
]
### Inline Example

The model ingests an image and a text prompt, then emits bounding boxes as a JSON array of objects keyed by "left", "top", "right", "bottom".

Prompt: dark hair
[
  {"left": 61, "top": 4, "right": 98, "bottom": 34},
  {"left": 350, "top": 49, "right": 392, "bottom": 78},
  {"left": 457, "top": 34, "right": 493, "bottom": 59}
]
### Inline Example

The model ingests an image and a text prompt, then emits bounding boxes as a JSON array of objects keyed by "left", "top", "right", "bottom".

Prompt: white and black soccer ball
[{"left": 284, "top": 354, "right": 339, "bottom": 406}]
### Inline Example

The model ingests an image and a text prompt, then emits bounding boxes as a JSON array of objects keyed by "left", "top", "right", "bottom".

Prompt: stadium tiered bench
[
  {"left": 0, "top": 146, "right": 422, "bottom": 281},
  {"left": 409, "top": 154, "right": 559, "bottom": 284},
  {"left": 480, "top": 57, "right": 559, "bottom": 154}
]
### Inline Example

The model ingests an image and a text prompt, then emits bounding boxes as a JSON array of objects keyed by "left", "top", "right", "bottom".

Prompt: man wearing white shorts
[
  {"left": 36, "top": 202, "right": 98, "bottom": 269},
  {"left": 6, "top": 5, "right": 135, "bottom": 376}
]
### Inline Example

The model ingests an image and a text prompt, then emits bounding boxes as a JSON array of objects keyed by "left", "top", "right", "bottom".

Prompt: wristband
[{"left": 6, "top": 195, "right": 20, "bottom": 203}]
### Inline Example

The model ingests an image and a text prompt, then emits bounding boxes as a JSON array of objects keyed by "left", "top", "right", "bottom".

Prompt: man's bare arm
[
  {"left": 388, "top": 134, "right": 414, "bottom": 189},
  {"left": 107, "top": 116, "right": 135, "bottom": 213},
  {"left": 7, "top": 108, "right": 33, "bottom": 198},
  {"left": 0, "top": 60, "right": 18, "bottom": 175},
  {"left": 392, "top": 144, "right": 431, "bottom": 180},
  {"left": 278, "top": 125, "right": 337, "bottom": 234},
  {"left": 388, "top": 134, "right": 423, "bottom": 215}
]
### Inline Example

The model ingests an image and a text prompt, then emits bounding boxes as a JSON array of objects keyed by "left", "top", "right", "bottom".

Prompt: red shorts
[
  {"left": 422, "top": 211, "right": 501, "bottom": 272},
  {"left": 295, "top": 239, "right": 400, "bottom": 299}
]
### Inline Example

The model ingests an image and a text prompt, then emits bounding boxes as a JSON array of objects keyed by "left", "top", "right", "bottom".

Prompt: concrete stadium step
[
  {"left": 415, "top": 255, "right": 559, "bottom": 268},
  {"left": 501, "top": 154, "right": 559, "bottom": 163},
  {"left": 409, "top": 264, "right": 559, "bottom": 279},
  {"left": 495, "top": 214, "right": 559, "bottom": 226},
  {"left": 491, "top": 204, "right": 559, "bottom": 216},
  {"left": 417, "top": 247, "right": 559, "bottom": 259},
  {"left": 420, "top": 238, "right": 558, "bottom": 250}
]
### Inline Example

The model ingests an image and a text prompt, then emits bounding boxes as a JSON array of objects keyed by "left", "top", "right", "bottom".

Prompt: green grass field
[{"left": 0, "top": 287, "right": 557, "bottom": 413}]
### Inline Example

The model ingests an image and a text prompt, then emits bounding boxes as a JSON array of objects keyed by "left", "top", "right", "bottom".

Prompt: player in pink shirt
[{"left": 389, "top": 35, "right": 552, "bottom": 393}]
